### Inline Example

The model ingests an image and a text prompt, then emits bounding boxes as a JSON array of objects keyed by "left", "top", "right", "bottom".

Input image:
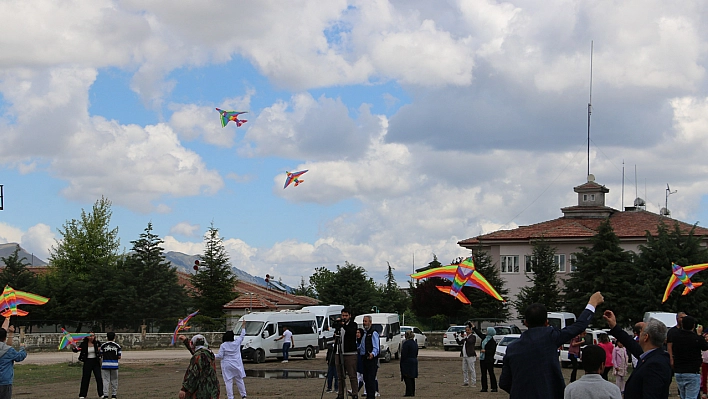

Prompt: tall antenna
[
  {"left": 587, "top": 41, "right": 593, "bottom": 177},
  {"left": 661, "top": 184, "right": 677, "bottom": 216},
  {"left": 0, "top": 185, "right": 4, "bottom": 211},
  {"left": 621, "top": 160, "right": 624, "bottom": 210}
]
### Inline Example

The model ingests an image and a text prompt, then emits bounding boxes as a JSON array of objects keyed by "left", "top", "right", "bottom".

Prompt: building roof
[
  {"left": 458, "top": 209, "right": 708, "bottom": 246},
  {"left": 223, "top": 280, "right": 318, "bottom": 310}
]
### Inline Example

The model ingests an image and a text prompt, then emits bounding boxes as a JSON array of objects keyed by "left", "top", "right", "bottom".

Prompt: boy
[
  {"left": 564, "top": 345, "right": 622, "bottom": 399},
  {"left": 100, "top": 332, "right": 122, "bottom": 399}
]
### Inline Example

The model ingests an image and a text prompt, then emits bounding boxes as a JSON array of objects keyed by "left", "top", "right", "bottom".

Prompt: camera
[{"left": 332, "top": 317, "right": 343, "bottom": 332}]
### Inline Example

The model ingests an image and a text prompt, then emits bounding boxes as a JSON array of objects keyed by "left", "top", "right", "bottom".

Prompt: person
[
  {"left": 72, "top": 331, "right": 104, "bottom": 399},
  {"left": 177, "top": 334, "right": 220, "bottom": 399},
  {"left": 400, "top": 330, "right": 418, "bottom": 397},
  {"left": 670, "top": 315, "right": 708, "bottom": 399},
  {"left": 99, "top": 332, "right": 121, "bottom": 399},
  {"left": 359, "top": 315, "right": 380, "bottom": 399},
  {"left": 499, "top": 291, "right": 604, "bottom": 399},
  {"left": 455, "top": 324, "right": 477, "bottom": 387},
  {"left": 335, "top": 308, "right": 359, "bottom": 399},
  {"left": 597, "top": 333, "right": 614, "bottom": 380},
  {"left": 473, "top": 326, "right": 498, "bottom": 392},
  {"left": 0, "top": 324, "right": 26, "bottom": 399},
  {"left": 701, "top": 324, "right": 708, "bottom": 398},
  {"left": 630, "top": 322, "right": 646, "bottom": 368},
  {"left": 275, "top": 326, "right": 294, "bottom": 363},
  {"left": 215, "top": 321, "right": 248, "bottom": 399},
  {"left": 612, "top": 340, "right": 628, "bottom": 393},
  {"left": 668, "top": 311, "right": 687, "bottom": 368},
  {"left": 325, "top": 333, "right": 338, "bottom": 393},
  {"left": 563, "top": 344, "right": 622, "bottom": 399},
  {"left": 568, "top": 331, "right": 586, "bottom": 382},
  {"left": 603, "top": 310, "right": 672, "bottom": 399}
]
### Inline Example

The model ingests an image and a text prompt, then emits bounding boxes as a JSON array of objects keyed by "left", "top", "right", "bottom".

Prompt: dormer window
[
  {"left": 583, "top": 194, "right": 588, "bottom": 201},
  {"left": 590, "top": 194, "right": 595, "bottom": 201}
]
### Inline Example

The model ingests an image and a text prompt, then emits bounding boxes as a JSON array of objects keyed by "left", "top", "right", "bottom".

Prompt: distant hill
[{"left": 0, "top": 243, "right": 46, "bottom": 266}]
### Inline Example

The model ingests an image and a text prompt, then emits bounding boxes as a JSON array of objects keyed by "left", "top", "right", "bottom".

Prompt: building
[
  {"left": 223, "top": 280, "right": 319, "bottom": 328},
  {"left": 458, "top": 176, "right": 708, "bottom": 317}
]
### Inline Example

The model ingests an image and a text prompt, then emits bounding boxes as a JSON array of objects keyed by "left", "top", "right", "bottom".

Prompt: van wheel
[
  {"left": 383, "top": 349, "right": 391, "bottom": 363},
  {"left": 303, "top": 346, "right": 316, "bottom": 360},
  {"left": 254, "top": 349, "right": 265, "bottom": 364}
]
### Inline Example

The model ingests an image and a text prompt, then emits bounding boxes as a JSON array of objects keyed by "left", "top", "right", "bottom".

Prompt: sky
[{"left": 2, "top": 0, "right": 708, "bottom": 288}]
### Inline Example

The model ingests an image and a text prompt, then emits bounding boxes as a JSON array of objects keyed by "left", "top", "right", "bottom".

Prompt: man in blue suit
[
  {"left": 499, "top": 291, "right": 604, "bottom": 399},
  {"left": 604, "top": 310, "right": 672, "bottom": 399}
]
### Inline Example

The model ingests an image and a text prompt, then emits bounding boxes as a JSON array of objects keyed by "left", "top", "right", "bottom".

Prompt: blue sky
[{"left": 2, "top": 1, "right": 708, "bottom": 287}]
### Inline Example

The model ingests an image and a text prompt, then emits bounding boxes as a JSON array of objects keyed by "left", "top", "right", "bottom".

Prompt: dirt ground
[{"left": 12, "top": 352, "right": 680, "bottom": 398}]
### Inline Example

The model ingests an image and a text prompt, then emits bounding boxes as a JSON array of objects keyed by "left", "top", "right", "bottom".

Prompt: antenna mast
[{"left": 587, "top": 41, "right": 593, "bottom": 177}]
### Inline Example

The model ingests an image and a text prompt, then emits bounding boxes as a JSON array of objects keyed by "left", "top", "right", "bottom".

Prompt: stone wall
[{"left": 16, "top": 332, "right": 225, "bottom": 352}]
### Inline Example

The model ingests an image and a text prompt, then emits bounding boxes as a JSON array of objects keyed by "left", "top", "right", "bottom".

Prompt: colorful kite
[
  {"left": 662, "top": 262, "right": 708, "bottom": 303},
  {"left": 171, "top": 310, "right": 199, "bottom": 345},
  {"left": 410, "top": 257, "right": 505, "bottom": 304},
  {"left": 284, "top": 170, "right": 307, "bottom": 189},
  {"left": 58, "top": 327, "right": 91, "bottom": 350},
  {"left": 215, "top": 108, "right": 248, "bottom": 127},
  {"left": 0, "top": 285, "right": 49, "bottom": 317}
]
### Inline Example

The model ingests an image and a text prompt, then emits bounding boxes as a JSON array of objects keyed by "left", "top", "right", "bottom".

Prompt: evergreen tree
[
  {"left": 513, "top": 238, "right": 562, "bottom": 315},
  {"left": 190, "top": 223, "right": 237, "bottom": 319},
  {"left": 121, "top": 223, "right": 189, "bottom": 331},
  {"left": 459, "top": 248, "right": 510, "bottom": 321},
  {"left": 291, "top": 276, "right": 316, "bottom": 298},
  {"left": 411, "top": 255, "right": 464, "bottom": 323},
  {"left": 0, "top": 244, "right": 38, "bottom": 290},
  {"left": 635, "top": 222, "right": 708, "bottom": 316},
  {"left": 564, "top": 219, "right": 638, "bottom": 327},
  {"left": 316, "top": 262, "right": 380, "bottom": 316},
  {"left": 378, "top": 263, "right": 409, "bottom": 314}
]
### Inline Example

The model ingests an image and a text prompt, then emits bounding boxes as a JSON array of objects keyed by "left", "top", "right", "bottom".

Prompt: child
[
  {"left": 99, "top": 332, "right": 121, "bottom": 399},
  {"left": 612, "top": 341, "right": 628, "bottom": 393}
]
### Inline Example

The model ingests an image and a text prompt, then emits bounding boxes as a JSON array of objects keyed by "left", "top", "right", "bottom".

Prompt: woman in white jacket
[{"left": 216, "top": 321, "right": 248, "bottom": 399}]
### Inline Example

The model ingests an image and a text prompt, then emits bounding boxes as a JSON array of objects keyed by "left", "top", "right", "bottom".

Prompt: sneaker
[
  {"left": 326, "top": 389, "right": 333, "bottom": 393},
  {"left": 461, "top": 383, "right": 469, "bottom": 387},
  {"left": 375, "top": 393, "right": 380, "bottom": 397},
  {"left": 491, "top": 389, "right": 498, "bottom": 392},
  {"left": 282, "top": 360, "right": 288, "bottom": 363}
]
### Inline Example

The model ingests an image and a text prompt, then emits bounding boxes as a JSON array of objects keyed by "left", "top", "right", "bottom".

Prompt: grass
[{"left": 13, "top": 363, "right": 151, "bottom": 387}]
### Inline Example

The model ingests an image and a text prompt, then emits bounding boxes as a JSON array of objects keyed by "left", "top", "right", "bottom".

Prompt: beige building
[{"left": 458, "top": 176, "right": 708, "bottom": 319}]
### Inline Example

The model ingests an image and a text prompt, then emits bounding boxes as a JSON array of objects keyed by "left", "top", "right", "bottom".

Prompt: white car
[
  {"left": 400, "top": 326, "right": 427, "bottom": 348},
  {"left": 490, "top": 325, "right": 522, "bottom": 343},
  {"left": 493, "top": 334, "right": 520, "bottom": 366},
  {"left": 443, "top": 326, "right": 467, "bottom": 351}
]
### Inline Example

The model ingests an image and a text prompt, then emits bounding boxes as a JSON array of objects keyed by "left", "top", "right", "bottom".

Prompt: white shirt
[{"left": 282, "top": 330, "right": 293, "bottom": 345}]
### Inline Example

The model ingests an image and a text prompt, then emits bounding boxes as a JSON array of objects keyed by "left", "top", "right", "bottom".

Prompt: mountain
[
  {"left": 0, "top": 243, "right": 46, "bottom": 266},
  {"left": 163, "top": 251, "right": 291, "bottom": 291}
]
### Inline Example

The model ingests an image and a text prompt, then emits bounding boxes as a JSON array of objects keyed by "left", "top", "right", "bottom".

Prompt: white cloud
[
  {"left": 0, "top": 222, "right": 55, "bottom": 261},
  {"left": 169, "top": 222, "right": 201, "bottom": 237}
]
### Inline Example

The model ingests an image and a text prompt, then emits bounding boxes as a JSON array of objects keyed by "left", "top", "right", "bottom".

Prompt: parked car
[
  {"left": 491, "top": 325, "right": 522, "bottom": 343},
  {"left": 443, "top": 326, "right": 467, "bottom": 351},
  {"left": 400, "top": 326, "right": 427, "bottom": 348},
  {"left": 644, "top": 311, "right": 678, "bottom": 328},
  {"left": 493, "top": 334, "right": 521, "bottom": 366}
]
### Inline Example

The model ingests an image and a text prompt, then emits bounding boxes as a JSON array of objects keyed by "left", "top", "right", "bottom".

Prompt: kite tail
[
  {"left": 295, "top": 180, "right": 304, "bottom": 186},
  {"left": 1, "top": 309, "right": 27, "bottom": 317},
  {"left": 436, "top": 286, "right": 471, "bottom": 304},
  {"left": 683, "top": 282, "right": 702, "bottom": 295}
]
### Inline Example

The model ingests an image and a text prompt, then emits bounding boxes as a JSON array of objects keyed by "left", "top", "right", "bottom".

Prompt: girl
[{"left": 612, "top": 340, "right": 628, "bottom": 393}]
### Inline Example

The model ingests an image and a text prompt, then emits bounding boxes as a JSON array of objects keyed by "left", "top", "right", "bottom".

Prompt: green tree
[
  {"left": 513, "top": 238, "right": 562, "bottom": 315},
  {"left": 458, "top": 248, "right": 510, "bottom": 321},
  {"left": 635, "top": 222, "right": 708, "bottom": 316},
  {"left": 411, "top": 255, "right": 464, "bottom": 324},
  {"left": 0, "top": 244, "right": 38, "bottom": 291},
  {"left": 316, "top": 262, "right": 379, "bottom": 316},
  {"left": 377, "top": 263, "right": 409, "bottom": 314},
  {"left": 121, "top": 222, "right": 189, "bottom": 331},
  {"left": 564, "top": 219, "right": 639, "bottom": 327},
  {"left": 291, "top": 277, "right": 316, "bottom": 298},
  {"left": 309, "top": 267, "right": 336, "bottom": 300},
  {"left": 190, "top": 223, "right": 237, "bottom": 319}
]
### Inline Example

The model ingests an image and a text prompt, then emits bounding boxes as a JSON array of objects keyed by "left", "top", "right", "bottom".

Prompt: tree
[
  {"left": 190, "top": 223, "right": 237, "bottom": 319},
  {"left": 377, "top": 263, "right": 409, "bottom": 314},
  {"left": 121, "top": 223, "right": 189, "bottom": 331},
  {"left": 635, "top": 222, "right": 708, "bottom": 317},
  {"left": 291, "top": 277, "right": 316, "bottom": 298},
  {"left": 458, "top": 248, "right": 510, "bottom": 322},
  {"left": 411, "top": 255, "right": 465, "bottom": 324},
  {"left": 316, "top": 262, "right": 379, "bottom": 316},
  {"left": 564, "top": 219, "right": 639, "bottom": 327},
  {"left": 309, "top": 267, "right": 336, "bottom": 300},
  {"left": 46, "top": 197, "right": 122, "bottom": 331},
  {"left": 0, "top": 244, "right": 38, "bottom": 291},
  {"left": 513, "top": 238, "right": 562, "bottom": 315}
]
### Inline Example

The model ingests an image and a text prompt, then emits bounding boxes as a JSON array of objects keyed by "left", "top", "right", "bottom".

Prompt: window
[
  {"left": 583, "top": 194, "right": 588, "bottom": 201},
  {"left": 590, "top": 194, "right": 596, "bottom": 201},
  {"left": 569, "top": 254, "right": 577, "bottom": 272},
  {"left": 554, "top": 254, "right": 566, "bottom": 272},
  {"left": 501, "top": 256, "right": 519, "bottom": 273},
  {"left": 524, "top": 255, "right": 534, "bottom": 273},
  {"left": 414, "top": 328, "right": 422, "bottom": 334},
  {"left": 279, "top": 320, "right": 317, "bottom": 335}
]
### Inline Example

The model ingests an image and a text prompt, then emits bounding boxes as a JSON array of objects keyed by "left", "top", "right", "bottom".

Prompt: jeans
[
  {"left": 327, "top": 361, "right": 338, "bottom": 390},
  {"left": 676, "top": 372, "right": 701, "bottom": 399},
  {"left": 362, "top": 357, "right": 378, "bottom": 398},
  {"left": 282, "top": 342, "right": 291, "bottom": 361}
]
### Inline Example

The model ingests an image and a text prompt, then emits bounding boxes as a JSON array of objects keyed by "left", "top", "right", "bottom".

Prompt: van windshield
[
  {"left": 316, "top": 316, "right": 324, "bottom": 328},
  {"left": 237, "top": 321, "right": 265, "bottom": 336}
]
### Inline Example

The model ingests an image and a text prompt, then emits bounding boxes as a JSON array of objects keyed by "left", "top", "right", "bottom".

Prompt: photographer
[
  {"left": 456, "top": 324, "right": 477, "bottom": 387},
  {"left": 334, "top": 309, "right": 360, "bottom": 399}
]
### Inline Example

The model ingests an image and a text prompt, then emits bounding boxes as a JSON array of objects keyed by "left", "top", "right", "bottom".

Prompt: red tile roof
[
  {"left": 459, "top": 210, "right": 708, "bottom": 246},
  {"left": 223, "top": 280, "right": 318, "bottom": 309}
]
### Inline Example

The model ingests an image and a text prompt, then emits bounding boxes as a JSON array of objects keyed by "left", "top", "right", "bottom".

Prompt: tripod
[{"left": 320, "top": 333, "right": 346, "bottom": 399}]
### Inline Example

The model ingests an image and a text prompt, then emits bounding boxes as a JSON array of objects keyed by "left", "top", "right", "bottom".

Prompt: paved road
[{"left": 23, "top": 347, "right": 459, "bottom": 365}]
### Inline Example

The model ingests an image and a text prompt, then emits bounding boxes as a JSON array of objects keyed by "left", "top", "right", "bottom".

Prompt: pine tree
[
  {"left": 564, "top": 219, "right": 638, "bottom": 327},
  {"left": 190, "top": 223, "right": 237, "bottom": 319},
  {"left": 411, "top": 255, "right": 464, "bottom": 323},
  {"left": 378, "top": 263, "right": 409, "bottom": 314},
  {"left": 291, "top": 277, "right": 316, "bottom": 298},
  {"left": 513, "top": 238, "right": 561, "bottom": 315}
]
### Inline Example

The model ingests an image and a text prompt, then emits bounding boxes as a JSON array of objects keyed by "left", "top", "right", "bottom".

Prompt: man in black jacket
[
  {"left": 604, "top": 310, "right": 672, "bottom": 399},
  {"left": 671, "top": 315, "right": 708, "bottom": 399},
  {"left": 455, "top": 324, "right": 477, "bottom": 387},
  {"left": 335, "top": 308, "right": 359, "bottom": 399}
]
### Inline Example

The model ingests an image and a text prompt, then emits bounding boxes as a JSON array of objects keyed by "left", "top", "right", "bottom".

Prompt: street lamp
[{"left": 371, "top": 306, "right": 379, "bottom": 313}]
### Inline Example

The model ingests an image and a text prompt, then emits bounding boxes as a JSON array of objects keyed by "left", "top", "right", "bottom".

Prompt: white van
[
  {"left": 354, "top": 313, "right": 401, "bottom": 363},
  {"left": 547, "top": 311, "right": 577, "bottom": 367},
  {"left": 236, "top": 310, "right": 320, "bottom": 363},
  {"left": 643, "top": 311, "right": 677, "bottom": 328},
  {"left": 301, "top": 305, "right": 344, "bottom": 349}
]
